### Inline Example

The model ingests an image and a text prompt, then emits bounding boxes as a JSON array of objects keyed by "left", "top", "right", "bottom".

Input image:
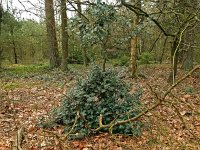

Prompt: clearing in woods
[{"left": 0, "top": 64, "right": 199, "bottom": 149}]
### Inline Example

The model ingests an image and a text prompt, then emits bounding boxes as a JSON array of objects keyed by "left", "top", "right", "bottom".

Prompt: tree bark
[
  {"left": 77, "top": 0, "right": 88, "bottom": 67},
  {"left": 159, "top": 37, "right": 168, "bottom": 64},
  {"left": 181, "top": 30, "right": 194, "bottom": 71},
  {"left": 0, "top": 4, "right": 3, "bottom": 68},
  {"left": 11, "top": 28, "right": 18, "bottom": 64},
  {"left": 130, "top": 28, "right": 137, "bottom": 77},
  {"left": 168, "top": 37, "right": 179, "bottom": 84},
  {"left": 45, "top": 0, "right": 60, "bottom": 68},
  {"left": 181, "top": 0, "right": 197, "bottom": 71},
  {"left": 61, "top": 0, "right": 68, "bottom": 71},
  {"left": 130, "top": 0, "right": 141, "bottom": 77}
]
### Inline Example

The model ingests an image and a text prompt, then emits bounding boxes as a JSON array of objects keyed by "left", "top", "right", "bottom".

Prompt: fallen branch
[
  {"left": 41, "top": 111, "right": 80, "bottom": 149},
  {"left": 41, "top": 129, "right": 65, "bottom": 150},
  {"left": 65, "top": 111, "right": 80, "bottom": 138},
  {"left": 89, "top": 65, "right": 200, "bottom": 131},
  {"left": 41, "top": 65, "right": 200, "bottom": 142},
  {"left": 163, "top": 65, "right": 200, "bottom": 98},
  {"left": 170, "top": 92, "right": 199, "bottom": 114},
  {"left": 170, "top": 102, "right": 199, "bottom": 139},
  {"left": 17, "top": 126, "right": 25, "bottom": 150},
  {"left": 11, "top": 126, "right": 25, "bottom": 150}
]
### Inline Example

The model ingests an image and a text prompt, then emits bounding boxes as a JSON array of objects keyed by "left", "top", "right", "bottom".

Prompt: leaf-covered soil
[{"left": 0, "top": 64, "right": 199, "bottom": 150}]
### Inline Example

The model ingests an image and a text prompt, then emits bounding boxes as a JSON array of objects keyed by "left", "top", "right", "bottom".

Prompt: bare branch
[
  {"left": 66, "top": 0, "right": 89, "bottom": 22},
  {"left": 120, "top": 0, "right": 175, "bottom": 37},
  {"left": 85, "top": 65, "right": 200, "bottom": 132},
  {"left": 17, "top": 0, "right": 43, "bottom": 18}
]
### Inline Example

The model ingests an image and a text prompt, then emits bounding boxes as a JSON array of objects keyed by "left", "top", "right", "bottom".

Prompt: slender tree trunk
[
  {"left": 0, "top": 4, "right": 2, "bottom": 34},
  {"left": 103, "top": 57, "right": 106, "bottom": 72},
  {"left": 168, "top": 0, "right": 195, "bottom": 83},
  {"left": 182, "top": 47, "right": 193, "bottom": 71},
  {"left": 168, "top": 37, "right": 179, "bottom": 83},
  {"left": 181, "top": 30, "right": 194, "bottom": 71},
  {"left": 102, "top": 47, "right": 107, "bottom": 72},
  {"left": 0, "top": 4, "right": 3, "bottom": 68},
  {"left": 77, "top": 0, "right": 88, "bottom": 67},
  {"left": 130, "top": 0, "right": 141, "bottom": 77},
  {"left": 181, "top": 0, "right": 197, "bottom": 71},
  {"left": 45, "top": 0, "right": 60, "bottom": 68},
  {"left": 130, "top": 28, "right": 137, "bottom": 77},
  {"left": 149, "top": 32, "right": 162, "bottom": 52},
  {"left": 11, "top": 29, "right": 18, "bottom": 64},
  {"left": 159, "top": 37, "right": 168, "bottom": 64},
  {"left": 61, "top": 0, "right": 68, "bottom": 71}
]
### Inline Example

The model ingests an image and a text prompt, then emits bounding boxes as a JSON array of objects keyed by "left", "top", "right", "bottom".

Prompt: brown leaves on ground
[{"left": 0, "top": 64, "right": 200, "bottom": 149}]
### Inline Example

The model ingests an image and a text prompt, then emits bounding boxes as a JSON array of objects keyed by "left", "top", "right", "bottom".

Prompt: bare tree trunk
[
  {"left": 102, "top": 56, "right": 106, "bottom": 72},
  {"left": 61, "top": 0, "right": 68, "bottom": 71},
  {"left": 181, "top": 30, "right": 194, "bottom": 71},
  {"left": 181, "top": 0, "right": 197, "bottom": 71},
  {"left": 0, "top": 3, "right": 2, "bottom": 34},
  {"left": 77, "top": 0, "right": 88, "bottom": 67},
  {"left": 168, "top": 37, "right": 179, "bottom": 83},
  {"left": 45, "top": 0, "right": 60, "bottom": 68},
  {"left": 11, "top": 29, "right": 18, "bottom": 64},
  {"left": 159, "top": 37, "right": 168, "bottom": 64},
  {"left": 130, "top": 0, "right": 141, "bottom": 77},
  {"left": 130, "top": 28, "right": 137, "bottom": 77},
  {"left": 0, "top": 3, "right": 3, "bottom": 68},
  {"left": 149, "top": 32, "right": 162, "bottom": 52},
  {"left": 182, "top": 46, "right": 194, "bottom": 71},
  {"left": 102, "top": 45, "right": 107, "bottom": 72}
]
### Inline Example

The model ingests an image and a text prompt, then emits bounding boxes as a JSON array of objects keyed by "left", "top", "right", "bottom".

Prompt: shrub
[
  {"left": 111, "top": 59, "right": 121, "bottom": 66},
  {"left": 138, "top": 52, "right": 154, "bottom": 65},
  {"left": 68, "top": 54, "right": 91, "bottom": 64},
  {"left": 120, "top": 55, "right": 130, "bottom": 66},
  {"left": 49, "top": 65, "right": 142, "bottom": 139},
  {"left": 111, "top": 55, "right": 129, "bottom": 66}
]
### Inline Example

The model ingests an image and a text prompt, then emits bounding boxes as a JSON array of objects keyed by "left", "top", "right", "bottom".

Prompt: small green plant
[
  {"left": 0, "top": 63, "right": 49, "bottom": 77},
  {"left": 112, "top": 55, "right": 129, "bottom": 66},
  {"left": 47, "top": 65, "right": 142, "bottom": 139},
  {"left": 111, "top": 59, "right": 121, "bottom": 66},
  {"left": 184, "top": 86, "right": 195, "bottom": 94},
  {"left": 138, "top": 52, "right": 154, "bottom": 65},
  {"left": 1, "top": 82, "right": 21, "bottom": 90},
  {"left": 5, "top": 82, "right": 20, "bottom": 89}
]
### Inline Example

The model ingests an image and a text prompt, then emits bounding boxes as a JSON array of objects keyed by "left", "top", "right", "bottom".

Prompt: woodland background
[{"left": 0, "top": 0, "right": 200, "bottom": 149}]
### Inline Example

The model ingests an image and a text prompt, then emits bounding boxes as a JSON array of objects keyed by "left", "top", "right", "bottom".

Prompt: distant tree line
[{"left": 0, "top": 0, "right": 199, "bottom": 83}]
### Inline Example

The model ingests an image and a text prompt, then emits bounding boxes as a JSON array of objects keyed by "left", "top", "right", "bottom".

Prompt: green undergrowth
[
  {"left": 0, "top": 63, "right": 86, "bottom": 77},
  {"left": 0, "top": 63, "right": 49, "bottom": 77},
  {"left": 41, "top": 65, "right": 143, "bottom": 139},
  {"left": 0, "top": 64, "right": 83, "bottom": 87},
  {"left": 0, "top": 82, "right": 21, "bottom": 90}
]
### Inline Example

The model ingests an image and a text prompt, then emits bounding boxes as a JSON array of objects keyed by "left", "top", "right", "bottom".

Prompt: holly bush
[{"left": 50, "top": 65, "right": 142, "bottom": 139}]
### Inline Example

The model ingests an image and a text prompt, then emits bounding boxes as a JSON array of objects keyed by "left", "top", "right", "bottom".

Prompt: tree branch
[
  {"left": 88, "top": 65, "right": 200, "bottom": 131},
  {"left": 120, "top": 0, "right": 175, "bottom": 37},
  {"left": 66, "top": 0, "right": 89, "bottom": 22}
]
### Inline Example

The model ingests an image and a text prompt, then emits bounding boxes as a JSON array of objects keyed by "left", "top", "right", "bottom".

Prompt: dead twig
[
  {"left": 170, "top": 102, "right": 199, "bottom": 140},
  {"left": 11, "top": 126, "right": 25, "bottom": 150},
  {"left": 170, "top": 92, "right": 199, "bottom": 114},
  {"left": 40, "top": 111, "right": 80, "bottom": 149},
  {"left": 41, "top": 129, "right": 65, "bottom": 150},
  {"left": 86, "top": 65, "right": 200, "bottom": 132}
]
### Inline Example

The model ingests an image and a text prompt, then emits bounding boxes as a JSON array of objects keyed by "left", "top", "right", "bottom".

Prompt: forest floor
[{"left": 0, "top": 64, "right": 200, "bottom": 150}]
